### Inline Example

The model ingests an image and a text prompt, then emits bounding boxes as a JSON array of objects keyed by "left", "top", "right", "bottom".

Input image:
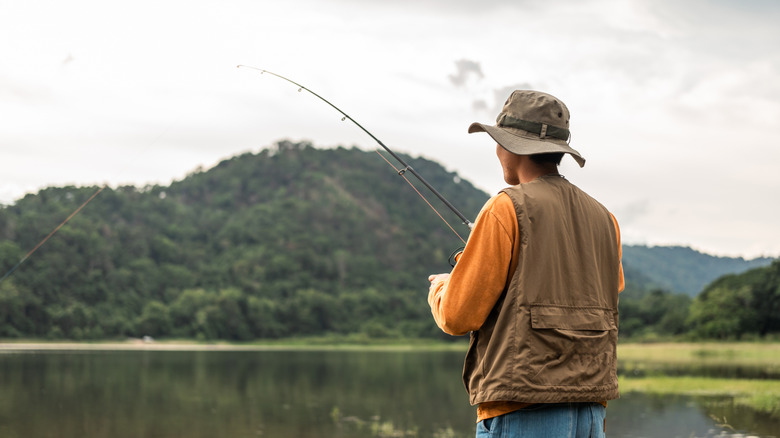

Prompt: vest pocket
[
  {"left": 525, "top": 305, "right": 617, "bottom": 388},
  {"left": 530, "top": 305, "right": 616, "bottom": 331}
]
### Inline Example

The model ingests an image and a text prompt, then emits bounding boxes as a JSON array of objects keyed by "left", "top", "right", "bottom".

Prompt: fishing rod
[{"left": 238, "top": 65, "right": 473, "bottom": 244}]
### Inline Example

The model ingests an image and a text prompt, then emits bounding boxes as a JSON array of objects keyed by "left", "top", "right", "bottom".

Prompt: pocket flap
[{"left": 530, "top": 305, "right": 615, "bottom": 331}]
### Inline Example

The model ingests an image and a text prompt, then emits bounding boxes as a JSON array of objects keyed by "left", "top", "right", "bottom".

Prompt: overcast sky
[{"left": 1, "top": 0, "right": 778, "bottom": 258}]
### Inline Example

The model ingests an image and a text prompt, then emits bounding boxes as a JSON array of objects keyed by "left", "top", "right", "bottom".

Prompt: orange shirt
[{"left": 428, "top": 191, "right": 625, "bottom": 421}]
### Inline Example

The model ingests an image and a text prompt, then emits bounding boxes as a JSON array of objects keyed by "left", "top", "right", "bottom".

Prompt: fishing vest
[{"left": 462, "top": 175, "right": 620, "bottom": 405}]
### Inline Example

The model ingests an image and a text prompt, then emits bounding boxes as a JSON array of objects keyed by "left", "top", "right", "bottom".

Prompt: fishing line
[
  {"left": 0, "top": 119, "right": 177, "bottom": 284},
  {"left": 0, "top": 185, "right": 105, "bottom": 284},
  {"left": 372, "top": 150, "right": 467, "bottom": 244},
  {"left": 238, "top": 65, "right": 473, "bottom": 244}
]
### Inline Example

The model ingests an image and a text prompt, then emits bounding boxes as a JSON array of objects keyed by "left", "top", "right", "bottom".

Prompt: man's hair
[{"left": 530, "top": 152, "right": 564, "bottom": 166}]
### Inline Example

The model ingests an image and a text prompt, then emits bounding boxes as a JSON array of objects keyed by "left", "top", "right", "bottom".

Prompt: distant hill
[
  {"left": 622, "top": 245, "right": 775, "bottom": 296},
  {"left": 0, "top": 140, "right": 774, "bottom": 340}
]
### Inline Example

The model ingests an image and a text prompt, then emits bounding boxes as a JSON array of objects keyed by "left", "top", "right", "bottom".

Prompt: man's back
[{"left": 464, "top": 175, "right": 621, "bottom": 405}]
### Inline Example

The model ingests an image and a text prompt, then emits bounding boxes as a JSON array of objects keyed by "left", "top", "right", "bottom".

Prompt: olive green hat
[{"left": 468, "top": 90, "right": 586, "bottom": 167}]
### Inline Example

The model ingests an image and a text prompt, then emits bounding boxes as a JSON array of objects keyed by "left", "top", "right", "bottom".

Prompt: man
[{"left": 428, "top": 90, "right": 625, "bottom": 438}]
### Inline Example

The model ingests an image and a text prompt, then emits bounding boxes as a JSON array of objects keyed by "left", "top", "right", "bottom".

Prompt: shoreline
[
  {"left": 3, "top": 339, "right": 780, "bottom": 353},
  {"left": 0, "top": 339, "right": 469, "bottom": 352},
  {"left": 0, "top": 341, "right": 292, "bottom": 352}
]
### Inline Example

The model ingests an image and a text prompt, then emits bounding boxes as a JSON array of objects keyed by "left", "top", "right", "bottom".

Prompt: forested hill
[
  {"left": 622, "top": 245, "right": 775, "bottom": 296},
  {"left": 0, "top": 140, "right": 775, "bottom": 340},
  {"left": 0, "top": 141, "right": 488, "bottom": 340}
]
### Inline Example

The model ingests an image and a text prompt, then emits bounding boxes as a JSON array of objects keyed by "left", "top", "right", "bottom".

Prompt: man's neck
[{"left": 516, "top": 158, "right": 559, "bottom": 183}]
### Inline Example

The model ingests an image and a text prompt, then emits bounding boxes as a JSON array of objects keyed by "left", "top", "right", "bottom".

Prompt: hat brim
[{"left": 468, "top": 122, "right": 586, "bottom": 168}]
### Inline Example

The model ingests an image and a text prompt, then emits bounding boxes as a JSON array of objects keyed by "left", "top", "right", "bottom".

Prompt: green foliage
[
  {"left": 618, "top": 288, "right": 692, "bottom": 340},
  {"left": 687, "top": 260, "right": 780, "bottom": 339},
  {"left": 137, "top": 301, "right": 173, "bottom": 337},
  {"left": 1, "top": 141, "right": 777, "bottom": 342},
  {"left": 618, "top": 248, "right": 778, "bottom": 341},
  {"left": 0, "top": 142, "right": 486, "bottom": 341}
]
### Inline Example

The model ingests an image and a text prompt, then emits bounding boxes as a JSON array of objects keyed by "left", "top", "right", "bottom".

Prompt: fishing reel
[{"left": 448, "top": 247, "right": 465, "bottom": 268}]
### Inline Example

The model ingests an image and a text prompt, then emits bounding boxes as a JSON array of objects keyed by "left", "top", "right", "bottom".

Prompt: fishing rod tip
[{"left": 237, "top": 65, "right": 268, "bottom": 74}]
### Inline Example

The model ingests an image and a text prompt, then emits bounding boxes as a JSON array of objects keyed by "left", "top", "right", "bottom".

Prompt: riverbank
[
  {"left": 3, "top": 339, "right": 780, "bottom": 355},
  {"left": 0, "top": 337, "right": 469, "bottom": 352}
]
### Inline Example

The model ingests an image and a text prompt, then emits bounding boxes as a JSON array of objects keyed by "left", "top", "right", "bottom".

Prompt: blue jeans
[{"left": 476, "top": 403, "right": 606, "bottom": 438}]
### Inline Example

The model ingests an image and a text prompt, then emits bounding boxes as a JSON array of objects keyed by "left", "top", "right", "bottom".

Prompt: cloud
[
  {"left": 1, "top": 0, "right": 778, "bottom": 257},
  {"left": 472, "top": 99, "right": 489, "bottom": 112},
  {"left": 448, "top": 59, "right": 484, "bottom": 87}
]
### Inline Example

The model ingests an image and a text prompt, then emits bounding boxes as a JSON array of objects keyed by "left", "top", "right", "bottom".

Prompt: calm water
[{"left": 0, "top": 348, "right": 777, "bottom": 438}]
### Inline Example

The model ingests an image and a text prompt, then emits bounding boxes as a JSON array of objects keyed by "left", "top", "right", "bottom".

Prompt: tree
[
  {"left": 687, "top": 261, "right": 780, "bottom": 339},
  {"left": 136, "top": 301, "right": 172, "bottom": 338},
  {"left": 688, "top": 285, "right": 758, "bottom": 339}
]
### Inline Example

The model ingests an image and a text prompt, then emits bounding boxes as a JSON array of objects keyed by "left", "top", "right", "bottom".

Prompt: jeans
[{"left": 475, "top": 403, "right": 606, "bottom": 438}]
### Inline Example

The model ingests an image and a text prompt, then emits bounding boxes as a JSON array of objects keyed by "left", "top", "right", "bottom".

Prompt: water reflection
[
  {"left": 608, "top": 393, "right": 778, "bottom": 438},
  {"left": 0, "top": 348, "right": 776, "bottom": 438}
]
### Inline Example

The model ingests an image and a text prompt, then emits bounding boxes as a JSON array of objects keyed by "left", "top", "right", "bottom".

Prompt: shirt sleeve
[
  {"left": 610, "top": 213, "right": 626, "bottom": 293},
  {"left": 428, "top": 193, "right": 518, "bottom": 336}
]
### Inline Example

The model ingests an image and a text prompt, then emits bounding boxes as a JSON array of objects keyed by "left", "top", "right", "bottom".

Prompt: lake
[{"left": 0, "top": 346, "right": 777, "bottom": 437}]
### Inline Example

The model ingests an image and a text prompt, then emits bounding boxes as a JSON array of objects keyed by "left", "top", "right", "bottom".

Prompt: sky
[{"left": 1, "top": 0, "right": 779, "bottom": 259}]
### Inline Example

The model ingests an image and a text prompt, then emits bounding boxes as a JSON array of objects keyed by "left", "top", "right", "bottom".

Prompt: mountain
[
  {"left": 0, "top": 141, "right": 487, "bottom": 340},
  {"left": 622, "top": 244, "right": 775, "bottom": 296},
  {"left": 0, "top": 140, "right": 775, "bottom": 340}
]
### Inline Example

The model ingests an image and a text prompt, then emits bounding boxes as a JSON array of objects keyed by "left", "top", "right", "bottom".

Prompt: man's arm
[
  {"left": 428, "top": 194, "right": 517, "bottom": 336},
  {"left": 609, "top": 213, "right": 625, "bottom": 293}
]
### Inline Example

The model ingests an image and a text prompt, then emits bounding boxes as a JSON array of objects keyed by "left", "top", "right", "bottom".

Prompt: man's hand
[
  {"left": 428, "top": 273, "right": 450, "bottom": 284},
  {"left": 427, "top": 273, "right": 450, "bottom": 308}
]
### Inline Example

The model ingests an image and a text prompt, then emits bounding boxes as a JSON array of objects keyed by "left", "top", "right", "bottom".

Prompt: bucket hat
[{"left": 468, "top": 90, "right": 585, "bottom": 167}]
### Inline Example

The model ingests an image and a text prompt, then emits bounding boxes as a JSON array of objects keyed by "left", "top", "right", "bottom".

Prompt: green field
[
  {"left": 618, "top": 342, "right": 780, "bottom": 365},
  {"left": 618, "top": 342, "right": 780, "bottom": 418}
]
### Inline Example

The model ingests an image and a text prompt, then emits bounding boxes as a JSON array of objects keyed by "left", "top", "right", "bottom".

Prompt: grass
[
  {"left": 618, "top": 342, "right": 780, "bottom": 366},
  {"left": 619, "top": 374, "right": 780, "bottom": 397},
  {"left": 619, "top": 375, "right": 780, "bottom": 418},
  {"left": 618, "top": 342, "right": 780, "bottom": 418}
]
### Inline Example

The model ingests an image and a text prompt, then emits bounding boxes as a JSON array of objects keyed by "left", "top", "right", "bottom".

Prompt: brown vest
[{"left": 462, "top": 176, "right": 620, "bottom": 405}]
